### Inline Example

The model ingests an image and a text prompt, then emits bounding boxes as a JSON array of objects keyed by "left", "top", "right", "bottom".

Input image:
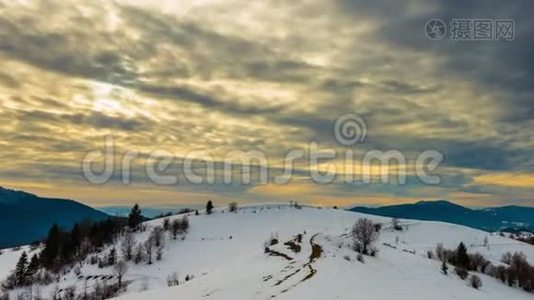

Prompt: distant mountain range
[
  {"left": 0, "top": 187, "right": 110, "bottom": 248},
  {"left": 349, "top": 200, "right": 534, "bottom": 232},
  {"left": 98, "top": 205, "right": 201, "bottom": 218}
]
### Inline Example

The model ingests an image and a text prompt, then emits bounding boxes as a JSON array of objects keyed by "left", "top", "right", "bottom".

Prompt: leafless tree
[
  {"left": 151, "top": 226, "right": 165, "bottom": 248},
  {"left": 436, "top": 243, "right": 445, "bottom": 261},
  {"left": 121, "top": 231, "right": 136, "bottom": 261},
  {"left": 171, "top": 219, "right": 181, "bottom": 240},
  {"left": 113, "top": 261, "right": 128, "bottom": 288},
  {"left": 163, "top": 218, "right": 170, "bottom": 231},
  {"left": 351, "top": 218, "right": 380, "bottom": 255},
  {"left": 144, "top": 237, "right": 155, "bottom": 265},
  {"left": 181, "top": 215, "right": 190, "bottom": 233},
  {"left": 134, "top": 244, "right": 144, "bottom": 264},
  {"left": 501, "top": 252, "right": 512, "bottom": 265}
]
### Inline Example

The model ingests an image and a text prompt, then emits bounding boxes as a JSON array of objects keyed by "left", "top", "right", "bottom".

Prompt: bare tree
[
  {"left": 351, "top": 218, "right": 380, "bottom": 255},
  {"left": 170, "top": 216, "right": 190, "bottom": 240},
  {"left": 483, "top": 236, "right": 489, "bottom": 250},
  {"left": 171, "top": 219, "right": 181, "bottom": 240},
  {"left": 181, "top": 215, "right": 190, "bottom": 233},
  {"left": 151, "top": 226, "right": 165, "bottom": 248},
  {"left": 120, "top": 231, "right": 136, "bottom": 261},
  {"left": 113, "top": 261, "right": 128, "bottom": 288},
  {"left": 436, "top": 243, "right": 445, "bottom": 261},
  {"left": 144, "top": 237, "right": 155, "bottom": 265},
  {"left": 163, "top": 218, "right": 170, "bottom": 231},
  {"left": 134, "top": 244, "right": 144, "bottom": 264},
  {"left": 501, "top": 252, "right": 512, "bottom": 265}
]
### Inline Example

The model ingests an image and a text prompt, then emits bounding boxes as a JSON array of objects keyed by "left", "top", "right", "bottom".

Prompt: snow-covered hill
[{"left": 1, "top": 205, "right": 533, "bottom": 300}]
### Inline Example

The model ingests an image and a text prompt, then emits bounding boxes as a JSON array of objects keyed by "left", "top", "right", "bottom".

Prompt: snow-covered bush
[
  {"left": 229, "top": 202, "right": 238, "bottom": 213},
  {"left": 454, "top": 267, "right": 469, "bottom": 280},
  {"left": 470, "top": 275, "right": 482, "bottom": 289},
  {"left": 167, "top": 272, "right": 179, "bottom": 287}
]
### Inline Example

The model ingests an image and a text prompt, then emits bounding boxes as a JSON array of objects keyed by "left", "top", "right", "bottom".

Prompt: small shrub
[
  {"left": 268, "top": 232, "right": 279, "bottom": 246},
  {"left": 392, "top": 218, "right": 403, "bottom": 231},
  {"left": 343, "top": 255, "right": 351, "bottom": 262},
  {"left": 357, "top": 254, "right": 365, "bottom": 263},
  {"left": 470, "top": 275, "right": 482, "bottom": 289},
  {"left": 167, "top": 272, "right": 179, "bottom": 287},
  {"left": 156, "top": 247, "right": 163, "bottom": 261},
  {"left": 441, "top": 260, "right": 448, "bottom": 275},
  {"left": 455, "top": 267, "right": 469, "bottom": 280},
  {"left": 229, "top": 202, "right": 238, "bottom": 213}
]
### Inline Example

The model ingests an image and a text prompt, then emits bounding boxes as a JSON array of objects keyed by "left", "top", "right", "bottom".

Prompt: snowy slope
[{"left": 1, "top": 205, "right": 533, "bottom": 300}]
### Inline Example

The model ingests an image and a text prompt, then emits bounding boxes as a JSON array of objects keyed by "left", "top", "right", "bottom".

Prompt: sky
[{"left": 0, "top": 0, "right": 533, "bottom": 208}]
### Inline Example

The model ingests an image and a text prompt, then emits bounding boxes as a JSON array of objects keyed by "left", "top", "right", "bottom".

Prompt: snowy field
[{"left": 1, "top": 205, "right": 533, "bottom": 300}]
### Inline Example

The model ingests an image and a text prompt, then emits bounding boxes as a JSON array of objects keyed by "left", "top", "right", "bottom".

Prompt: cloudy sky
[{"left": 0, "top": 0, "right": 533, "bottom": 207}]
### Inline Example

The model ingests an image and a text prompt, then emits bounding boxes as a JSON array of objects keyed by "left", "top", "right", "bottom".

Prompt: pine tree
[
  {"left": 61, "top": 237, "right": 75, "bottom": 264},
  {"left": 456, "top": 242, "right": 470, "bottom": 269},
  {"left": 25, "top": 254, "right": 40, "bottom": 283},
  {"left": 41, "top": 224, "right": 60, "bottom": 268},
  {"left": 128, "top": 204, "right": 143, "bottom": 230},
  {"left": 15, "top": 251, "right": 28, "bottom": 286},
  {"left": 206, "top": 200, "right": 214, "bottom": 215},
  {"left": 71, "top": 223, "right": 82, "bottom": 253}
]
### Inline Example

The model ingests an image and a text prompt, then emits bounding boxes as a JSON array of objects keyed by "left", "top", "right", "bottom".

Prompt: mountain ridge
[
  {"left": 0, "top": 186, "right": 110, "bottom": 248},
  {"left": 349, "top": 200, "right": 534, "bottom": 232}
]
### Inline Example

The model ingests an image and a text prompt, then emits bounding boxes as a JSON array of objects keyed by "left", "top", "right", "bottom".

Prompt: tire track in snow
[{"left": 269, "top": 233, "right": 323, "bottom": 297}]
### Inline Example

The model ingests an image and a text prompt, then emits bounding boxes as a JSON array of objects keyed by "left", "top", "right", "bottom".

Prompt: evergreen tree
[
  {"left": 15, "top": 251, "right": 28, "bottom": 286},
  {"left": 456, "top": 242, "right": 470, "bottom": 269},
  {"left": 128, "top": 204, "right": 143, "bottom": 229},
  {"left": 61, "top": 237, "right": 75, "bottom": 264},
  {"left": 25, "top": 254, "right": 40, "bottom": 283},
  {"left": 206, "top": 200, "right": 214, "bottom": 215},
  {"left": 41, "top": 224, "right": 60, "bottom": 268},
  {"left": 70, "top": 223, "right": 82, "bottom": 252}
]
